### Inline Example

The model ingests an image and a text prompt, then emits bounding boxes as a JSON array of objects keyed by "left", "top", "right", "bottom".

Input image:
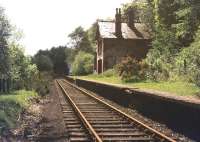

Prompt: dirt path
[{"left": 36, "top": 82, "right": 68, "bottom": 142}]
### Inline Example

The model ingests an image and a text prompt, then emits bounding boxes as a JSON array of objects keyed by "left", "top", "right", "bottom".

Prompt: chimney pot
[{"left": 115, "top": 8, "right": 122, "bottom": 38}]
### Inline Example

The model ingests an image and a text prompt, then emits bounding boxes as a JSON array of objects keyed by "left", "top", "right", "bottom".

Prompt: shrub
[
  {"left": 0, "top": 90, "right": 38, "bottom": 130},
  {"left": 102, "top": 69, "right": 117, "bottom": 77},
  {"left": 34, "top": 71, "right": 53, "bottom": 96},
  {"left": 72, "top": 51, "right": 94, "bottom": 75},
  {"left": 175, "top": 27, "right": 200, "bottom": 86},
  {"left": 116, "top": 56, "right": 148, "bottom": 81},
  {"left": 145, "top": 25, "right": 178, "bottom": 80}
]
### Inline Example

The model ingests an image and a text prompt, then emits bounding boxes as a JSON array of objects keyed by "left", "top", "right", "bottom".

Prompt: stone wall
[
  {"left": 103, "top": 38, "right": 151, "bottom": 70},
  {"left": 65, "top": 76, "right": 200, "bottom": 141}
]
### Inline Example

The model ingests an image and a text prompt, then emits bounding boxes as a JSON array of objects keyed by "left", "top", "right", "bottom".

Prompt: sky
[{"left": 0, "top": 0, "right": 132, "bottom": 55}]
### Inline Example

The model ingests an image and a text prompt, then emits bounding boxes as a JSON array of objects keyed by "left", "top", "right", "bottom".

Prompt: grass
[
  {"left": 78, "top": 74, "right": 200, "bottom": 96},
  {"left": 126, "top": 81, "right": 200, "bottom": 96},
  {"left": 0, "top": 90, "right": 38, "bottom": 131}
]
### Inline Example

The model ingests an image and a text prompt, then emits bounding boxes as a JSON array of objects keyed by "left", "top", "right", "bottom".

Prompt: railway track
[{"left": 55, "top": 79, "right": 176, "bottom": 142}]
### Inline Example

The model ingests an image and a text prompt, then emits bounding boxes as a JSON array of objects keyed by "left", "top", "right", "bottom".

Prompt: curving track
[{"left": 55, "top": 79, "right": 176, "bottom": 142}]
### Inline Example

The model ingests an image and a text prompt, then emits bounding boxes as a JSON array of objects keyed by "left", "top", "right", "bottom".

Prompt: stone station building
[{"left": 95, "top": 8, "right": 151, "bottom": 74}]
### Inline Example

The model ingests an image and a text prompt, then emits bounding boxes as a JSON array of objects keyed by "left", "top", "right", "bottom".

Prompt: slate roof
[{"left": 97, "top": 21, "right": 151, "bottom": 39}]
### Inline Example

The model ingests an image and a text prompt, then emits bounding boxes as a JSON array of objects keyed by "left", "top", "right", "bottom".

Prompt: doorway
[{"left": 98, "top": 59, "right": 102, "bottom": 74}]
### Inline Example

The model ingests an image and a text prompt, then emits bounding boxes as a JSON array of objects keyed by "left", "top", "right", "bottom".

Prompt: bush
[
  {"left": 0, "top": 90, "right": 38, "bottom": 130},
  {"left": 102, "top": 69, "right": 117, "bottom": 77},
  {"left": 145, "top": 25, "right": 178, "bottom": 80},
  {"left": 72, "top": 51, "right": 94, "bottom": 75},
  {"left": 175, "top": 27, "right": 200, "bottom": 86},
  {"left": 116, "top": 56, "right": 148, "bottom": 81},
  {"left": 34, "top": 71, "right": 53, "bottom": 96}
]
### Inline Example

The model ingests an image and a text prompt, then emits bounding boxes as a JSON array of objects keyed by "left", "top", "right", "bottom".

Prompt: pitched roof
[{"left": 97, "top": 21, "right": 151, "bottom": 39}]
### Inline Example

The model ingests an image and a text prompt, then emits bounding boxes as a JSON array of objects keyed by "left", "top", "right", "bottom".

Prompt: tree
[
  {"left": 49, "top": 46, "right": 69, "bottom": 74},
  {"left": 8, "top": 44, "right": 25, "bottom": 80},
  {"left": 68, "top": 26, "right": 94, "bottom": 55},
  {"left": 143, "top": 0, "right": 200, "bottom": 80},
  {"left": 120, "top": 0, "right": 200, "bottom": 82},
  {"left": 0, "top": 6, "right": 11, "bottom": 78},
  {"left": 33, "top": 46, "right": 71, "bottom": 75},
  {"left": 175, "top": 26, "right": 200, "bottom": 86},
  {"left": 34, "top": 54, "right": 53, "bottom": 72},
  {"left": 72, "top": 51, "right": 94, "bottom": 75},
  {"left": 0, "top": 5, "right": 40, "bottom": 90},
  {"left": 122, "top": 0, "right": 148, "bottom": 23},
  {"left": 68, "top": 26, "right": 85, "bottom": 48},
  {"left": 146, "top": 0, "right": 200, "bottom": 46},
  {"left": 8, "top": 43, "right": 39, "bottom": 90},
  {"left": 174, "top": 0, "right": 200, "bottom": 46},
  {"left": 87, "top": 22, "right": 97, "bottom": 52},
  {"left": 65, "top": 47, "right": 75, "bottom": 69}
]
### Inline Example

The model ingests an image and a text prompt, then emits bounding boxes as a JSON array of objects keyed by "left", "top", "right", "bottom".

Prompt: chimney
[
  {"left": 115, "top": 8, "right": 122, "bottom": 38},
  {"left": 128, "top": 9, "right": 135, "bottom": 29}
]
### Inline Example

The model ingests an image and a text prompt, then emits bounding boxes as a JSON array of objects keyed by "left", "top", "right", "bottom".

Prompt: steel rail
[
  {"left": 63, "top": 79, "right": 177, "bottom": 142},
  {"left": 56, "top": 80, "right": 103, "bottom": 142}
]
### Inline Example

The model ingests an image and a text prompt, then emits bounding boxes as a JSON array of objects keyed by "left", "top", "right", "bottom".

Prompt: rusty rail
[
  {"left": 62, "top": 79, "right": 176, "bottom": 142},
  {"left": 57, "top": 80, "right": 103, "bottom": 142}
]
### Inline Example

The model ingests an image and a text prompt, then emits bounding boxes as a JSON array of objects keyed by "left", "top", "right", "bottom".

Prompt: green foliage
[
  {"left": 65, "top": 47, "right": 75, "bottom": 65},
  {"left": 0, "top": 6, "right": 39, "bottom": 91},
  {"left": 68, "top": 26, "right": 85, "bottom": 48},
  {"left": 34, "top": 54, "right": 53, "bottom": 72},
  {"left": 144, "top": 0, "right": 200, "bottom": 82},
  {"left": 8, "top": 44, "right": 24, "bottom": 80},
  {"left": 72, "top": 51, "right": 94, "bottom": 75},
  {"left": 87, "top": 22, "right": 97, "bottom": 49},
  {"left": 116, "top": 56, "right": 148, "bottom": 82},
  {"left": 86, "top": 22, "right": 97, "bottom": 58},
  {"left": 156, "top": 0, "right": 178, "bottom": 27},
  {"left": 67, "top": 24, "right": 97, "bottom": 71},
  {"left": 145, "top": 0, "right": 200, "bottom": 45},
  {"left": 22, "top": 64, "right": 39, "bottom": 90},
  {"left": 142, "top": 0, "right": 200, "bottom": 85},
  {"left": 34, "top": 46, "right": 70, "bottom": 75},
  {"left": 175, "top": 27, "right": 200, "bottom": 86},
  {"left": 83, "top": 69, "right": 117, "bottom": 80},
  {"left": 68, "top": 26, "right": 94, "bottom": 55},
  {"left": 0, "top": 90, "right": 38, "bottom": 130},
  {"left": 121, "top": 1, "right": 154, "bottom": 32},
  {"left": 80, "top": 0, "right": 200, "bottom": 95},
  {"left": 146, "top": 26, "right": 178, "bottom": 80},
  {"left": 173, "top": 0, "right": 200, "bottom": 46},
  {"left": 102, "top": 69, "right": 117, "bottom": 77},
  {"left": 144, "top": 0, "right": 200, "bottom": 87},
  {"left": 8, "top": 45, "right": 39, "bottom": 90},
  {"left": 0, "top": 90, "right": 37, "bottom": 107},
  {"left": 122, "top": 1, "right": 147, "bottom": 22},
  {"left": 0, "top": 6, "right": 11, "bottom": 77},
  {"left": 34, "top": 72, "right": 52, "bottom": 96},
  {"left": 49, "top": 46, "right": 69, "bottom": 74},
  {"left": 80, "top": 76, "right": 200, "bottom": 96}
]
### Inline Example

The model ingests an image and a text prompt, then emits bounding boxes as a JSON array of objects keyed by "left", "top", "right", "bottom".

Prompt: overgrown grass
[
  {"left": 126, "top": 81, "right": 200, "bottom": 96},
  {"left": 0, "top": 90, "right": 38, "bottom": 132},
  {"left": 34, "top": 71, "right": 53, "bottom": 96},
  {"left": 78, "top": 73, "right": 200, "bottom": 96}
]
